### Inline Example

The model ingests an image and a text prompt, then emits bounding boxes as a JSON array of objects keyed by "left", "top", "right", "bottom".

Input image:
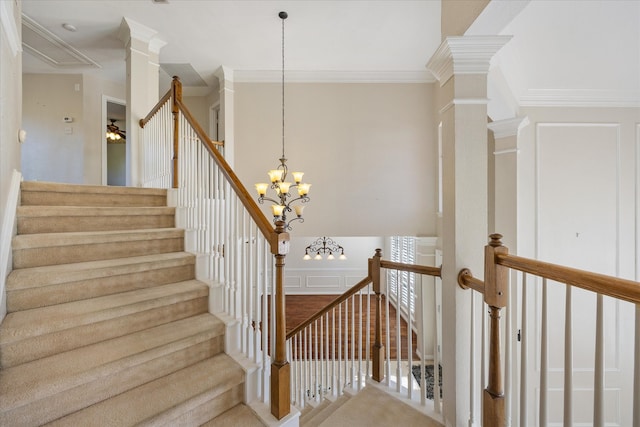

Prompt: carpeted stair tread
[
  {"left": 0, "top": 280, "right": 207, "bottom": 342},
  {"left": 12, "top": 228, "right": 184, "bottom": 249},
  {"left": 6, "top": 252, "right": 195, "bottom": 311},
  {"left": 0, "top": 314, "right": 224, "bottom": 416},
  {"left": 45, "top": 354, "right": 244, "bottom": 427},
  {"left": 17, "top": 205, "right": 176, "bottom": 234},
  {"left": 302, "top": 395, "right": 351, "bottom": 427},
  {"left": 201, "top": 404, "right": 266, "bottom": 427},
  {"left": 0, "top": 280, "right": 209, "bottom": 367},
  {"left": 12, "top": 228, "right": 184, "bottom": 268},
  {"left": 299, "top": 399, "right": 332, "bottom": 426},
  {"left": 20, "top": 181, "right": 167, "bottom": 207}
]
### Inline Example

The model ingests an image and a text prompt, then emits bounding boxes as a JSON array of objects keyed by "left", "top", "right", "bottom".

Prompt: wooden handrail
[
  {"left": 496, "top": 253, "right": 640, "bottom": 305},
  {"left": 175, "top": 98, "right": 276, "bottom": 247},
  {"left": 380, "top": 259, "right": 441, "bottom": 277},
  {"left": 139, "top": 89, "right": 172, "bottom": 128},
  {"left": 286, "top": 275, "right": 372, "bottom": 340}
]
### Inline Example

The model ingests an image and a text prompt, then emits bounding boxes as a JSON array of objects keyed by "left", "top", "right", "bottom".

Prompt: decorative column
[
  {"left": 214, "top": 66, "right": 235, "bottom": 167},
  {"left": 118, "top": 18, "right": 165, "bottom": 186},
  {"left": 426, "top": 35, "right": 511, "bottom": 427}
]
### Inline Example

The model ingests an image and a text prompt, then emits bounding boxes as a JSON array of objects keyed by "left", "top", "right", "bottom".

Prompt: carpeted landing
[{"left": 308, "top": 386, "right": 443, "bottom": 427}]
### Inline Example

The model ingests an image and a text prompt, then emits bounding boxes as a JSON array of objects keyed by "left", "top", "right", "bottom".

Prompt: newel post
[
  {"left": 270, "top": 221, "right": 290, "bottom": 419},
  {"left": 483, "top": 234, "right": 509, "bottom": 426},
  {"left": 171, "top": 76, "right": 182, "bottom": 189},
  {"left": 371, "top": 249, "right": 385, "bottom": 382}
]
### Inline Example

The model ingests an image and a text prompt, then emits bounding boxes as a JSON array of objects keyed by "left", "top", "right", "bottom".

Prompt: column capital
[
  {"left": 426, "top": 35, "right": 512, "bottom": 86},
  {"left": 488, "top": 116, "right": 530, "bottom": 140},
  {"left": 118, "top": 17, "right": 165, "bottom": 49}
]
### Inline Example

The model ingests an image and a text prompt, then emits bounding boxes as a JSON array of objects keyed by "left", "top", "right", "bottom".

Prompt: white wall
[
  {"left": 285, "top": 236, "right": 383, "bottom": 294},
  {"left": 514, "top": 106, "right": 639, "bottom": 426},
  {"left": 107, "top": 144, "right": 126, "bottom": 186},
  {"left": 233, "top": 82, "right": 438, "bottom": 237}
]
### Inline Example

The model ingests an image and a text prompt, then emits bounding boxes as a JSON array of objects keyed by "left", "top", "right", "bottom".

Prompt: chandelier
[
  {"left": 255, "top": 11, "right": 310, "bottom": 231},
  {"left": 303, "top": 237, "right": 346, "bottom": 261},
  {"left": 106, "top": 119, "right": 126, "bottom": 143}
]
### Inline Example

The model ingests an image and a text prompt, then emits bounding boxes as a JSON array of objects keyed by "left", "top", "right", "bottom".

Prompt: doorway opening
[{"left": 102, "top": 96, "right": 126, "bottom": 186}]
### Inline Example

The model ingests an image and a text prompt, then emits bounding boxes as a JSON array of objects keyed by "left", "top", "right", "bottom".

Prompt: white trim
[
  {"left": 0, "top": 0, "right": 21, "bottom": 56},
  {"left": 426, "top": 36, "right": 512, "bottom": 86},
  {"left": 519, "top": 89, "right": 640, "bottom": 108},
  {"left": 0, "top": 170, "right": 22, "bottom": 322},
  {"left": 439, "top": 98, "right": 490, "bottom": 115},
  {"left": 234, "top": 69, "right": 436, "bottom": 84},
  {"left": 493, "top": 148, "right": 520, "bottom": 156},
  {"left": 488, "top": 116, "right": 530, "bottom": 140}
]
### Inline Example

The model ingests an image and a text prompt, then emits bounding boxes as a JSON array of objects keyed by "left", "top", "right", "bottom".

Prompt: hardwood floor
[{"left": 285, "top": 294, "right": 418, "bottom": 361}]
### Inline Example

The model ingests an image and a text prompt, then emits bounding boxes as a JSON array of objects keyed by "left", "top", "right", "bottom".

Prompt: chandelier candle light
[
  {"left": 255, "top": 11, "right": 311, "bottom": 230},
  {"left": 303, "top": 237, "right": 346, "bottom": 261}
]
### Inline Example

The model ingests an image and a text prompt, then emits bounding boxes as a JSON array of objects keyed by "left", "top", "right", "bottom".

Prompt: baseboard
[{"left": 0, "top": 170, "right": 22, "bottom": 322}]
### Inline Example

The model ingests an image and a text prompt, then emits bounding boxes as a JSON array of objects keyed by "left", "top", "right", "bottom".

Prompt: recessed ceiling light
[
  {"left": 62, "top": 23, "right": 77, "bottom": 32},
  {"left": 152, "top": 0, "right": 169, "bottom": 4}
]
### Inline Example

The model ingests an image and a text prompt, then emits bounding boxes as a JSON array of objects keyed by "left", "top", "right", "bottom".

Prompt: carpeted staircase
[{"left": 0, "top": 181, "right": 265, "bottom": 426}]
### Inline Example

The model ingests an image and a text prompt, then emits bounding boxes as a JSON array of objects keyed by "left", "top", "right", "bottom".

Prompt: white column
[
  {"left": 214, "top": 66, "right": 235, "bottom": 168},
  {"left": 118, "top": 18, "right": 165, "bottom": 186},
  {"left": 427, "top": 35, "right": 511, "bottom": 427}
]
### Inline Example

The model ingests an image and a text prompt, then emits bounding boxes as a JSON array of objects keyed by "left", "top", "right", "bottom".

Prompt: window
[{"left": 388, "top": 236, "right": 416, "bottom": 316}]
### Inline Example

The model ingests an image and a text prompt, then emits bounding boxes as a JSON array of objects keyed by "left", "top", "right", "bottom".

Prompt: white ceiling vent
[
  {"left": 22, "top": 14, "right": 101, "bottom": 69},
  {"left": 160, "top": 63, "right": 208, "bottom": 87}
]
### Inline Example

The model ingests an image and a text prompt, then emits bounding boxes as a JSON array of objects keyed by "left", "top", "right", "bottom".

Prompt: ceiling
[{"left": 20, "top": 0, "right": 640, "bottom": 111}]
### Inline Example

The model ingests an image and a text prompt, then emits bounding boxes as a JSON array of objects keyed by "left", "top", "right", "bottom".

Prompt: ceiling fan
[{"left": 106, "top": 119, "right": 126, "bottom": 143}]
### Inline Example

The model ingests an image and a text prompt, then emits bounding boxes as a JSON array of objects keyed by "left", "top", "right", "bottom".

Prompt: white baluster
[
  {"left": 634, "top": 305, "right": 640, "bottom": 427},
  {"left": 520, "top": 273, "right": 528, "bottom": 427},
  {"left": 593, "top": 293, "right": 604, "bottom": 427},
  {"left": 564, "top": 284, "right": 573, "bottom": 426},
  {"left": 338, "top": 303, "right": 342, "bottom": 394},
  {"left": 396, "top": 271, "right": 402, "bottom": 393},
  {"left": 407, "top": 273, "right": 413, "bottom": 399},
  {"left": 469, "top": 290, "right": 475, "bottom": 426},
  {"left": 540, "top": 278, "right": 548, "bottom": 427},
  {"left": 358, "top": 290, "right": 363, "bottom": 391}
]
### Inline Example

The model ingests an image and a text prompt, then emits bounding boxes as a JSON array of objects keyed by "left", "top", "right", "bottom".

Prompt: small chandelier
[
  {"left": 255, "top": 11, "right": 310, "bottom": 231},
  {"left": 106, "top": 119, "right": 125, "bottom": 143},
  {"left": 303, "top": 237, "right": 346, "bottom": 261}
]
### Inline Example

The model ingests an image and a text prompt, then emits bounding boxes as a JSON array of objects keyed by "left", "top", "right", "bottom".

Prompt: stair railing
[
  {"left": 140, "top": 76, "right": 291, "bottom": 420},
  {"left": 287, "top": 249, "right": 442, "bottom": 414},
  {"left": 458, "top": 234, "right": 640, "bottom": 427}
]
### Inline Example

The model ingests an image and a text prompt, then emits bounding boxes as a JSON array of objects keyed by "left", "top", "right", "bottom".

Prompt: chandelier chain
[{"left": 281, "top": 13, "right": 286, "bottom": 160}]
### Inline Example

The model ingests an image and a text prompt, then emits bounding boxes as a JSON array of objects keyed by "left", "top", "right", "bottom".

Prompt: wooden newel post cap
[
  {"left": 375, "top": 248, "right": 382, "bottom": 257},
  {"left": 489, "top": 234, "right": 503, "bottom": 247}
]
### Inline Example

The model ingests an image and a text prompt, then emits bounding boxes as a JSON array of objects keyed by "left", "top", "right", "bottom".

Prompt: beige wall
[
  {"left": 22, "top": 73, "right": 125, "bottom": 185},
  {"left": 22, "top": 74, "right": 85, "bottom": 183},
  {"left": 234, "top": 82, "right": 438, "bottom": 237},
  {"left": 441, "top": 0, "right": 490, "bottom": 38}
]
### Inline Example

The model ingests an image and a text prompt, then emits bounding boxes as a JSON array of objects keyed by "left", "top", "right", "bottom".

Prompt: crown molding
[
  {"left": 426, "top": 35, "right": 512, "bottom": 85},
  {"left": 233, "top": 69, "right": 436, "bottom": 84},
  {"left": 118, "top": 17, "right": 159, "bottom": 45},
  {"left": 488, "top": 116, "right": 530, "bottom": 140},
  {"left": 519, "top": 89, "right": 640, "bottom": 108}
]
